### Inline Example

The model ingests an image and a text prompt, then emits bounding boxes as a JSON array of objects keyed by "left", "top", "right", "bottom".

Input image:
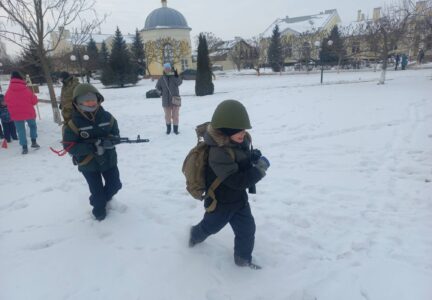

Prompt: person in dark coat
[
  {"left": 155, "top": 62, "right": 182, "bottom": 135},
  {"left": 62, "top": 83, "right": 122, "bottom": 221},
  {"left": 401, "top": 54, "right": 408, "bottom": 70},
  {"left": 0, "top": 94, "right": 18, "bottom": 142},
  {"left": 417, "top": 49, "right": 425, "bottom": 65},
  {"left": 395, "top": 54, "right": 400, "bottom": 70},
  {"left": 189, "top": 100, "right": 270, "bottom": 269}
]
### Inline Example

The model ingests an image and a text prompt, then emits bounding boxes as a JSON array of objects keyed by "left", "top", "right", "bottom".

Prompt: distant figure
[
  {"left": 59, "top": 71, "right": 80, "bottom": 124},
  {"left": 0, "top": 94, "right": 18, "bottom": 143},
  {"left": 4, "top": 71, "right": 39, "bottom": 154},
  {"left": 156, "top": 63, "right": 182, "bottom": 135},
  {"left": 401, "top": 54, "right": 408, "bottom": 70},
  {"left": 395, "top": 54, "right": 401, "bottom": 70},
  {"left": 417, "top": 49, "right": 425, "bottom": 65}
]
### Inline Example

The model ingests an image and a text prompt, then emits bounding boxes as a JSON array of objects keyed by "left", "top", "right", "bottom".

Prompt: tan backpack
[{"left": 182, "top": 122, "right": 234, "bottom": 212}]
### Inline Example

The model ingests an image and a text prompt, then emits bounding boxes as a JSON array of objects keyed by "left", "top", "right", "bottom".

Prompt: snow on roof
[
  {"left": 210, "top": 39, "right": 249, "bottom": 57},
  {"left": 261, "top": 10, "right": 339, "bottom": 38}
]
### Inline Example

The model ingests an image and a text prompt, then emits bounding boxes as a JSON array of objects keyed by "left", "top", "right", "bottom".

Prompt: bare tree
[
  {"left": 246, "top": 37, "right": 267, "bottom": 75},
  {"left": 408, "top": 0, "right": 432, "bottom": 59},
  {"left": 194, "top": 32, "right": 222, "bottom": 55},
  {"left": 144, "top": 37, "right": 190, "bottom": 75},
  {"left": 357, "top": 2, "right": 413, "bottom": 84},
  {"left": 0, "top": 0, "right": 104, "bottom": 124},
  {"left": 228, "top": 39, "right": 252, "bottom": 71}
]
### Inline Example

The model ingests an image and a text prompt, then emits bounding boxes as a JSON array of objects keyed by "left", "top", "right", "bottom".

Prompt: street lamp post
[
  {"left": 70, "top": 53, "right": 90, "bottom": 83},
  {"left": 315, "top": 40, "right": 333, "bottom": 84}
]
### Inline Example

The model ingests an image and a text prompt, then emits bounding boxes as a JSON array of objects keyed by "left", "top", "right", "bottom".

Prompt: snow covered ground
[{"left": 1, "top": 69, "right": 431, "bottom": 300}]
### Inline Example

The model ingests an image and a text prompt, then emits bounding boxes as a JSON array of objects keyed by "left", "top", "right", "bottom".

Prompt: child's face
[
  {"left": 230, "top": 130, "right": 246, "bottom": 144},
  {"left": 81, "top": 99, "right": 98, "bottom": 107}
]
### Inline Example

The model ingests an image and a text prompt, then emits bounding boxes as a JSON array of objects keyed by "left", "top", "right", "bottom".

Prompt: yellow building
[
  {"left": 141, "top": 0, "right": 193, "bottom": 76},
  {"left": 261, "top": 9, "right": 342, "bottom": 64}
]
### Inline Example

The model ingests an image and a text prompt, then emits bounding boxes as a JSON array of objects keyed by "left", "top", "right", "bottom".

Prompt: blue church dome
[{"left": 144, "top": 2, "right": 190, "bottom": 31}]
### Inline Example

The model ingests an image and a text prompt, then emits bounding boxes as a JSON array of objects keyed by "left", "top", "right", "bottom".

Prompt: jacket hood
[{"left": 204, "top": 124, "right": 251, "bottom": 148}]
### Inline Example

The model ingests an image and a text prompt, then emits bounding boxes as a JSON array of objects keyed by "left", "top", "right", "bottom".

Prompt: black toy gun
[
  {"left": 50, "top": 135, "right": 150, "bottom": 156},
  {"left": 86, "top": 135, "right": 150, "bottom": 145}
]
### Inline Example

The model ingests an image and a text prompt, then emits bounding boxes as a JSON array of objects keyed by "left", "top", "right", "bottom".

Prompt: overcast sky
[
  {"left": 3, "top": 0, "right": 389, "bottom": 57},
  {"left": 95, "top": 0, "right": 388, "bottom": 41}
]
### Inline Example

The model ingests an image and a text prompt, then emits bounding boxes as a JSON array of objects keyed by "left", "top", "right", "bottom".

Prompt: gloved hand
[
  {"left": 94, "top": 139, "right": 105, "bottom": 156},
  {"left": 250, "top": 148, "right": 262, "bottom": 163},
  {"left": 255, "top": 156, "right": 270, "bottom": 177},
  {"left": 102, "top": 139, "right": 116, "bottom": 150},
  {"left": 174, "top": 69, "right": 179, "bottom": 77}
]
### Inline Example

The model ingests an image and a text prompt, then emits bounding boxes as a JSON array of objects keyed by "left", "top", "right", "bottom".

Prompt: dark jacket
[
  {"left": 204, "top": 125, "right": 263, "bottom": 210},
  {"left": 0, "top": 102, "right": 12, "bottom": 123},
  {"left": 63, "top": 106, "right": 119, "bottom": 173},
  {"left": 156, "top": 74, "right": 182, "bottom": 107}
]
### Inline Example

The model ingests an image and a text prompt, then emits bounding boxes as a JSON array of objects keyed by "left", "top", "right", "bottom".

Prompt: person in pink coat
[{"left": 5, "top": 71, "right": 40, "bottom": 154}]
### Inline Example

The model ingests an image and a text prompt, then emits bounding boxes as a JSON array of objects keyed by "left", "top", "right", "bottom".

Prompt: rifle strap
[
  {"left": 65, "top": 117, "right": 114, "bottom": 167},
  {"left": 77, "top": 153, "right": 94, "bottom": 166}
]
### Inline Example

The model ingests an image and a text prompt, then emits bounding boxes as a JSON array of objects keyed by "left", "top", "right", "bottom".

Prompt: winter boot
[
  {"left": 189, "top": 227, "right": 198, "bottom": 248},
  {"left": 22, "top": 145, "right": 28, "bottom": 155},
  {"left": 234, "top": 255, "right": 262, "bottom": 270},
  {"left": 166, "top": 124, "right": 172, "bottom": 135},
  {"left": 31, "top": 139, "right": 40, "bottom": 149},
  {"left": 173, "top": 125, "right": 179, "bottom": 135},
  {"left": 92, "top": 207, "right": 107, "bottom": 221}
]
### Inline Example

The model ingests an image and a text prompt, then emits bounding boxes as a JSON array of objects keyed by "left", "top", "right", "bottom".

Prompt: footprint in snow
[{"left": 24, "top": 238, "right": 64, "bottom": 251}]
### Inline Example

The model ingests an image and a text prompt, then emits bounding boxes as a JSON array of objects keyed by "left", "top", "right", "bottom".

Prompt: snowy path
[{"left": 1, "top": 69, "right": 431, "bottom": 300}]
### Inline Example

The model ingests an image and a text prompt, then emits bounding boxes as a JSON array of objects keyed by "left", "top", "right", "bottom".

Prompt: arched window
[{"left": 163, "top": 44, "right": 173, "bottom": 65}]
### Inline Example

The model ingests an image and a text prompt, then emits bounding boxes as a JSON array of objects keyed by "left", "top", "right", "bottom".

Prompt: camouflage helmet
[
  {"left": 72, "top": 83, "right": 104, "bottom": 103},
  {"left": 211, "top": 99, "right": 252, "bottom": 129}
]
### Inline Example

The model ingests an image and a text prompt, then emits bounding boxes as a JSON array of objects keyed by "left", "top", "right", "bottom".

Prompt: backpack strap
[
  {"left": 205, "top": 147, "right": 236, "bottom": 213},
  {"left": 65, "top": 119, "right": 97, "bottom": 167},
  {"left": 67, "top": 119, "right": 80, "bottom": 135},
  {"left": 109, "top": 115, "right": 115, "bottom": 129}
]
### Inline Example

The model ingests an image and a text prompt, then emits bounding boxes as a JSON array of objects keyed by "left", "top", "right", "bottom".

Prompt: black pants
[
  {"left": 82, "top": 166, "right": 122, "bottom": 210},
  {"left": 1, "top": 121, "right": 18, "bottom": 142},
  {"left": 191, "top": 202, "right": 256, "bottom": 262}
]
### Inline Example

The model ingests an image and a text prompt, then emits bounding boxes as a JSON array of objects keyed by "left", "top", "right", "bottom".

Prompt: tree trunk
[
  {"left": 379, "top": 52, "right": 388, "bottom": 85},
  {"left": 337, "top": 56, "right": 342, "bottom": 73},
  {"left": 40, "top": 55, "right": 62, "bottom": 124}
]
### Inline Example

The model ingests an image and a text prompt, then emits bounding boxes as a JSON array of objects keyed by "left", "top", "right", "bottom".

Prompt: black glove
[
  {"left": 255, "top": 156, "right": 270, "bottom": 177},
  {"left": 94, "top": 139, "right": 105, "bottom": 156},
  {"left": 250, "top": 149, "right": 262, "bottom": 163},
  {"left": 174, "top": 69, "right": 179, "bottom": 77},
  {"left": 101, "top": 139, "right": 116, "bottom": 150}
]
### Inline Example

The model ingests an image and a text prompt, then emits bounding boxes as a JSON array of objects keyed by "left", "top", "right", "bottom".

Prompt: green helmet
[
  {"left": 211, "top": 100, "right": 252, "bottom": 129},
  {"left": 72, "top": 83, "right": 104, "bottom": 103}
]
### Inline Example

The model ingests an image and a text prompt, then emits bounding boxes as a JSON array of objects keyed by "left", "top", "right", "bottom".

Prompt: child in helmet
[
  {"left": 189, "top": 100, "right": 270, "bottom": 269},
  {"left": 62, "top": 83, "right": 122, "bottom": 221}
]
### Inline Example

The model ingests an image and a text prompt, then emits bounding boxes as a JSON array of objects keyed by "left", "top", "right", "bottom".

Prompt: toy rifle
[
  {"left": 50, "top": 135, "right": 150, "bottom": 156},
  {"left": 82, "top": 135, "right": 150, "bottom": 145}
]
